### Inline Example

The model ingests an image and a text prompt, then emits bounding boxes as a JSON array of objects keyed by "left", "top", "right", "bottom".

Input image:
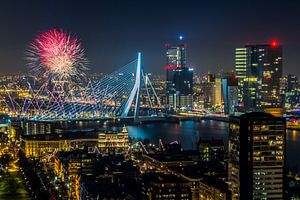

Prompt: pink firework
[{"left": 26, "top": 28, "right": 88, "bottom": 81}]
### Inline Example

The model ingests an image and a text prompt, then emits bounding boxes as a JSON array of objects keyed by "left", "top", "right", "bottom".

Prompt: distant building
[
  {"left": 165, "top": 43, "right": 193, "bottom": 112},
  {"left": 22, "top": 126, "right": 129, "bottom": 157},
  {"left": 235, "top": 42, "right": 283, "bottom": 112},
  {"left": 198, "top": 138, "right": 225, "bottom": 162},
  {"left": 23, "top": 119, "right": 103, "bottom": 135},
  {"left": 214, "top": 76, "right": 222, "bottom": 106},
  {"left": 222, "top": 73, "right": 238, "bottom": 115},
  {"left": 98, "top": 125, "right": 129, "bottom": 155},
  {"left": 22, "top": 132, "right": 98, "bottom": 158},
  {"left": 228, "top": 112, "right": 285, "bottom": 199},
  {"left": 283, "top": 74, "right": 300, "bottom": 109},
  {"left": 200, "top": 73, "right": 216, "bottom": 109}
]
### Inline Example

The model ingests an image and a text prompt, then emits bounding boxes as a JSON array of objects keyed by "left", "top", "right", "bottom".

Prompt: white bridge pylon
[
  {"left": 121, "top": 52, "right": 142, "bottom": 120},
  {"left": 1, "top": 52, "right": 162, "bottom": 120}
]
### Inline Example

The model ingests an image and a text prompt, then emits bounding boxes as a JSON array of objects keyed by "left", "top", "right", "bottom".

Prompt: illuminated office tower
[
  {"left": 199, "top": 73, "right": 215, "bottom": 109},
  {"left": 165, "top": 43, "right": 193, "bottom": 111},
  {"left": 284, "top": 74, "right": 300, "bottom": 109},
  {"left": 235, "top": 42, "right": 283, "bottom": 112},
  {"left": 235, "top": 48, "right": 248, "bottom": 108},
  {"left": 222, "top": 73, "right": 238, "bottom": 115},
  {"left": 228, "top": 112, "right": 285, "bottom": 199},
  {"left": 214, "top": 76, "right": 222, "bottom": 106}
]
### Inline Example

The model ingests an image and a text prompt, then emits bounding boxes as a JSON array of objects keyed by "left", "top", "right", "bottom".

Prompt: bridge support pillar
[{"left": 121, "top": 52, "right": 142, "bottom": 121}]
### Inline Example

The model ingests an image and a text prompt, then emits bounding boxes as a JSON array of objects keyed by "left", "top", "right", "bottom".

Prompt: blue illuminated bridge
[{"left": 3, "top": 53, "right": 163, "bottom": 121}]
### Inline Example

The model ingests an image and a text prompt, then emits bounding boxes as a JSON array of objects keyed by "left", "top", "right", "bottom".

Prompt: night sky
[{"left": 0, "top": 0, "right": 300, "bottom": 76}]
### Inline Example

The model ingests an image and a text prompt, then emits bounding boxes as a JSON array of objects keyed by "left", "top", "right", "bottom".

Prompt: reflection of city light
[{"left": 292, "top": 130, "right": 297, "bottom": 141}]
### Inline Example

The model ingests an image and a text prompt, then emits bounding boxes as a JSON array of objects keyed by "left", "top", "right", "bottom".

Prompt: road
[{"left": 0, "top": 149, "right": 30, "bottom": 200}]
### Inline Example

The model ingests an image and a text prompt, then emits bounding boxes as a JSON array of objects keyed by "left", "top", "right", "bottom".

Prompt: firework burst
[{"left": 26, "top": 28, "right": 88, "bottom": 82}]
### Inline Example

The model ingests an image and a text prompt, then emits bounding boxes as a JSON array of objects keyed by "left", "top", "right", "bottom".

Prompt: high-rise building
[
  {"left": 196, "top": 73, "right": 224, "bottom": 111},
  {"left": 222, "top": 72, "right": 238, "bottom": 115},
  {"left": 228, "top": 112, "right": 285, "bottom": 199},
  {"left": 215, "top": 76, "right": 222, "bottom": 106},
  {"left": 200, "top": 73, "right": 215, "bottom": 109},
  {"left": 165, "top": 43, "right": 193, "bottom": 111},
  {"left": 235, "top": 42, "right": 283, "bottom": 112},
  {"left": 284, "top": 74, "right": 300, "bottom": 109}
]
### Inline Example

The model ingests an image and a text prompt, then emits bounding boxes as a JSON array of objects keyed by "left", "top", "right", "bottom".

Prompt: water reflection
[
  {"left": 127, "top": 121, "right": 300, "bottom": 170},
  {"left": 127, "top": 120, "right": 228, "bottom": 150}
]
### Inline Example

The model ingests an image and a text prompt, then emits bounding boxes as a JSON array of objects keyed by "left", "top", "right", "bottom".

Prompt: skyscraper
[
  {"left": 284, "top": 74, "right": 300, "bottom": 109},
  {"left": 165, "top": 43, "right": 193, "bottom": 112},
  {"left": 228, "top": 112, "right": 285, "bottom": 199},
  {"left": 222, "top": 72, "right": 238, "bottom": 115},
  {"left": 214, "top": 75, "right": 222, "bottom": 107},
  {"left": 235, "top": 42, "right": 283, "bottom": 112}
]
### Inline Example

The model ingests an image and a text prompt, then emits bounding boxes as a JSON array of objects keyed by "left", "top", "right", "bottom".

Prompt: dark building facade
[
  {"left": 198, "top": 138, "right": 225, "bottom": 162},
  {"left": 235, "top": 42, "right": 283, "bottom": 112},
  {"left": 284, "top": 74, "right": 300, "bottom": 109},
  {"left": 165, "top": 43, "right": 193, "bottom": 112},
  {"left": 222, "top": 73, "right": 238, "bottom": 115},
  {"left": 228, "top": 112, "right": 285, "bottom": 199}
]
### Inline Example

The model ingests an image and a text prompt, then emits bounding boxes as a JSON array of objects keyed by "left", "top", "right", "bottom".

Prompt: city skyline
[
  {"left": 0, "top": 0, "right": 300, "bottom": 76},
  {"left": 0, "top": 1, "right": 300, "bottom": 199}
]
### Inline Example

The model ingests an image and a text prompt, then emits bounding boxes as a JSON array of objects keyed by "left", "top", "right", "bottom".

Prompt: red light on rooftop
[
  {"left": 164, "top": 43, "right": 171, "bottom": 47},
  {"left": 271, "top": 40, "right": 279, "bottom": 48}
]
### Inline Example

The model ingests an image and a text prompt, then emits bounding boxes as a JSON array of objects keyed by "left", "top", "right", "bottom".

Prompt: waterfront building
[
  {"left": 214, "top": 76, "right": 222, "bottom": 107},
  {"left": 22, "top": 132, "right": 98, "bottom": 158},
  {"left": 228, "top": 112, "right": 285, "bottom": 199},
  {"left": 200, "top": 73, "right": 215, "bottom": 109},
  {"left": 165, "top": 43, "right": 193, "bottom": 112},
  {"left": 0, "top": 114, "right": 10, "bottom": 138},
  {"left": 284, "top": 74, "right": 300, "bottom": 109},
  {"left": 23, "top": 126, "right": 129, "bottom": 158},
  {"left": 222, "top": 73, "right": 238, "bottom": 115},
  {"left": 235, "top": 42, "right": 283, "bottom": 112},
  {"left": 98, "top": 125, "right": 129, "bottom": 155},
  {"left": 196, "top": 73, "right": 225, "bottom": 111},
  {"left": 23, "top": 119, "right": 103, "bottom": 135}
]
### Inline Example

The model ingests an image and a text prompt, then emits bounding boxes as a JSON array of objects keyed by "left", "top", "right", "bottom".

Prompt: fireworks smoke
[{"left": 26, "top": 28, "right": 88, "bottom": 82}]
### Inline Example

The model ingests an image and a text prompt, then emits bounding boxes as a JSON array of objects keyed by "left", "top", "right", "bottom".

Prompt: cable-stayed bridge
[{"left": 2, "top": 53, "right": 163, "bottom": 121}]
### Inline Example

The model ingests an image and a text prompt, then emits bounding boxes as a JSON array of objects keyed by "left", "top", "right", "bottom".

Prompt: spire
[{"left": 122, "top": 124, "right": 127, "bottom": 133}]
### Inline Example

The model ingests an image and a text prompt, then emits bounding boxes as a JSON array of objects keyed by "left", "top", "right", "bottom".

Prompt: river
[{"left": 127, "top": 120, "right": 300, "bottom": 171}]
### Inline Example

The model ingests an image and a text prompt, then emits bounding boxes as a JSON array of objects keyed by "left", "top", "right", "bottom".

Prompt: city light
[{"left": 0, "top": 1, "right": 299, "bottom": 200}]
